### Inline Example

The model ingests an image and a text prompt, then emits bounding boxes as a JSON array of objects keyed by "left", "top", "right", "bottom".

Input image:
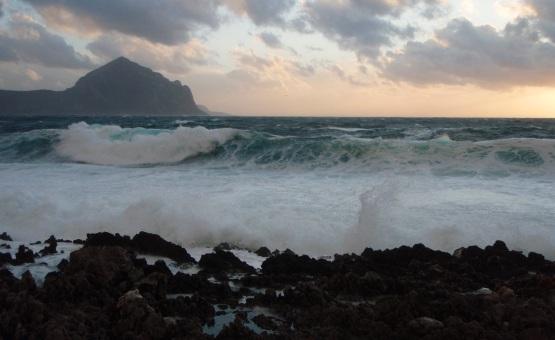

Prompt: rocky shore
[{"left": 1, "top": 231, "right": 555, "bottom": 339}]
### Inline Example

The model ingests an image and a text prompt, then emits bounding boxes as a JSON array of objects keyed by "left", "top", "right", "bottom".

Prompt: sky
[{"left": 0, "top": 0, "right": 555, "bottom": 117}]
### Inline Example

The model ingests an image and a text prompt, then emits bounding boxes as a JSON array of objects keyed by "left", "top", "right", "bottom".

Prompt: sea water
[{"left": 1, "top": 116, "right": 555, "bottom": 257}]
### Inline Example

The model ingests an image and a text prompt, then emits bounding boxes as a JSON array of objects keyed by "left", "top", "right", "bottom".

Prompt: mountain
[{"left": 0, "top": 57, "right": 205, "bottom": 116}]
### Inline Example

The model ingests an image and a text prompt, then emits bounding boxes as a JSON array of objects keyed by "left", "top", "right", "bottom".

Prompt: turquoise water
[{"left": 1, "top": 116, "right": 554, "bottom": 257}]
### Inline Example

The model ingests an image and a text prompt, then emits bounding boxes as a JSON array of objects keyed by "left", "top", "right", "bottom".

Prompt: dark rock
[
  {"left": 13, "top": 245, "right": 35, "bottom": 265},
  {"left": 216, "top": 316, "right": 260, "bottom": 339},
  {"left": 57, "top": 259, "right": 69, "bottom": 271},
  {"left": 262, "top": 252, "right": 333, "bottom": 275},
  {"left": 113, "top": 289, "right": 167, "bottom": 339},
  {"left": 132, "top": 231, "right": 195, "bottom": 264},
  {"left": 152, "top": 259, "right": 173, "bottom": 277},
  {"left": 0, "top": 252, "right": 12, "bottom": 267},
  {"left": 408, "top": 317, "right": 444, "bottom": 335},
  {"left": 84, "top": 232, "right": 133, "bottom": 248},
  {"left": 0, "top": 232, "right": 12, "bottom": 241},
  {"left": 254, "top": 247, "right": 272, "bottom": 258},
  {"left": 39, "top": 235, "right": 57, "bottom": 256},
  {"left": 73, "top": 239, "right": 85, "bottom": 244},
  {"left": 199, "top": 249, "right": 256, "bottom": 274},
  {"left": 251, "top": 314, "right": 279, "bottom": 331},
  {"left": 30, "top": 241, "right": 41, "bottom": 245},
  {"left": 0, "top": 243, "right": 10, "bottom": 250},
  {"left": 486, "top": 240, "right": 509, "bottom": 255}
]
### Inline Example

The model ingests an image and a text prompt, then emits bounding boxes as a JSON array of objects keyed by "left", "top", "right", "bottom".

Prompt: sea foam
[{"left": 55, "top": 122, "right": 239, "bottom": 165}]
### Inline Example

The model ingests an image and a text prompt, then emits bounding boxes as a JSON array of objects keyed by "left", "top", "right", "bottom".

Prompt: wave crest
[{"left": 54, "top": 122, "right": 240, "bottom": 165}]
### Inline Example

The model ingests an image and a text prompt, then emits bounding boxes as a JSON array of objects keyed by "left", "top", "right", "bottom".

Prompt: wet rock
[
  {"left": 485, "top": 240, "right": 509, "bottom": 255},
  {"left": 84, "top": 232, "right": 133, "bottom": 248},
  {"left": 0, "top": 252, "right": 12, "bottom": 267},
  {"left": 254, "top": 247, "right": 272, "bottom": 258},
  {"left": 497, "top": 286, "right": 515, "bottom": 300},
  {"left": 72, "top": 239, "right": 85, "bottom": 244},
  {"left": 19, "top": 270, "right": 37, "bottom": 291},
  {"left": 251, "top": 314, "right": 279, "bottom": 331},
  {"left": 136, "top": 272, "right": 167, "bottom": 299},
  {"left": 262, "top": 252, "right": 333, "bottom": 275},
  {"left": 132, "top": 231, "right": 195, "bottom": 264},
  {"left": 114, "top": 289, "right": 167, "bottom": 339},
  {"left": 0, "top": 232, "right": 12, "bottom": 241},
  {"left": 408, "top": 317, "right": 444, "bottom": 334},
  {"left": 0, "top": 243, "right": 10, "bottom": 250},
  {"left": 57, "top": 258, "right": 68, "bottom": 271},
  {"left": 199, "top": 249, "right": 256, "bottom": 274},
  {"left": 39, "top": 235, "right": 57, "bottom": 256},
  {"left": 216, "top": 316, "right": 260, "bottom": 339},
  {"left": 13, "top": 245, "right": 35, "bottom": 265},
  {"left": 473, "top": 287, "right": 493, "bottom": 295}
]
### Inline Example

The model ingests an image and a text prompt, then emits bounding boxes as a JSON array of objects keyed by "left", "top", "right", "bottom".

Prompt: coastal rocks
[
  {"left": 255, "top": 247, "right": 272, "bottom": 258},
  {"left": 13, "top": 245, "right": 34, "bottom": 265},
  {"left": 261, "top": 251, "right": 334, "bottom": 276},
  {"left": 84, "top": 232, "right": 133, "bottom": 248},
  {"left": 0, "top": 253, "right": 12, "bottom": 267},
  {"left": 0, "top": 232, "right": 12, "bottom": 241},
  {"left": 84, "top": 231, "right": 195, "bottom": 264},
  {"left": 408, "top": 317, "right": 444, "bottom": 335},
  {"left": 132, "top": 231, "right": 195, "bottom": 264},
  {"left": 113, "top": 289, "right": 166, "bottom": 339},
  {"left": 199, "top": 250, "right": 256, "bottom": 274},
  {"left": 2, "top": 236, "right": 555, "bottom": 339},
  {"left": 39, "top": 235, "right": 57, "bottom": 256}
]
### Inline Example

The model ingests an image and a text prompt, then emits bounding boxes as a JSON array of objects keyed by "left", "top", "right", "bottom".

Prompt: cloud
[
  {"left": 0, "top": 61, "right": 84, "bottom": 90},
  {"left": 22, "top": 0, "right": 221, "bottom": 45},
  {"left": 382, "top": 18, "right": 555, "bottom": 88},
  {"left": 0, "top": 14, "right": 94, "bottom": 69},
  {"left": 0, "top": 0, "right": 4, "bottom": 18},
  {"left": 225, "top": 0, "right": 296, "bottom": 26},
  {"left": 526, "top": 0, "right": 555, "bottom": 41},
  {"left": 258, "top": 32, "right": 283, "bottom": 49},
  {"left": 227, "top": 49, "right": 315, "bottom": 90},
  {"left": 87, "top": 33, "right": 211, "bottom": 75},
  {"left": 329, "top": 64, "right": 372, "bottom": 87},
  {"left": 301, "top": 0, "right": 443, "bottom": 60}
]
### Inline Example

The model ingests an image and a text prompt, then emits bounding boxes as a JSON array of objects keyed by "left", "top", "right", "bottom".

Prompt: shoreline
[{"left": 1, "top": 231, "right": 555, "bottom": 339}]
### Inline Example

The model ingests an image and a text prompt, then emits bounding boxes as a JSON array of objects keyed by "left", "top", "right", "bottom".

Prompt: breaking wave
[
  {"left": 0, "top": 122, "right": 554, "bottom": 175},
  {"left": 55, "top": 122, "right": 240, "bottom": 165}
]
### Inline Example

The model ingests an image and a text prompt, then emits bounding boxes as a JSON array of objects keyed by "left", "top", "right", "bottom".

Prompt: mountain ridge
[{"left": 0, "top": 57, "right": 205, "bottom": 116}]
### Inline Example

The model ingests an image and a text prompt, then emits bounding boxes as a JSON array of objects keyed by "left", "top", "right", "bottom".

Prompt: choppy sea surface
[{"left": 1, "top": 116, "right": 555, "bottom": 256}]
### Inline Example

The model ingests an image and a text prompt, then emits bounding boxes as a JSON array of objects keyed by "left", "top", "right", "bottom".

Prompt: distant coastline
[{"left": 0, "top": 57, "right": 205, "bottom": 116}]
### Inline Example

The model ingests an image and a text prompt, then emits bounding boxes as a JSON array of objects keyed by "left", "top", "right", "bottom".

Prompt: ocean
[{"left": 1, "top": 116, "right": 555, "bottom": 257}]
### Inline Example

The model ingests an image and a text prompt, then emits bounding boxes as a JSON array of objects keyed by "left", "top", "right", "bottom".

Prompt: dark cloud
[
  {"left": 526, "top": 0, "right": 555, "bottom": 41},
  {"left": 0, "top": 0, "right": 4, "bottom": 18},
  {"left": 242, "top": 0, "right": 295, "bottom": 26},
  {"left": 302, "top": 0, "right": 441, "bottom": 60},
  {"left": 0, "top": 15, "right": 94, "bottom": 69},
  {"left": 383, "top": 18, "right": 555, "bottom": 87},
  {"left": 329, "top": 64, "right": 371, "bottom": 87},
  {"left": 22, "top": 0, "right": 221, "bottom": 45},
  {"left": 259, "top": 32, "right": 283, "bottom": 49},
  {"left": 87, "top": 33, "right": 210, "bottom": 76}
]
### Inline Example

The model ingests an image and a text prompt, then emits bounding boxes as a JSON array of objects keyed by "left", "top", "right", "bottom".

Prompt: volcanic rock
[
  {"left": 199, "top": 249, "right": 256, "bottom": 274},
  {"left": 0, "top": 232, "right": 12, "bottom": 241}
]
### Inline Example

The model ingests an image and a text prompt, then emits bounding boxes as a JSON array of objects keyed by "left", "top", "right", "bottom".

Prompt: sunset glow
[{"left": 1, "top": 0, "right": 554, "bottom": 117}]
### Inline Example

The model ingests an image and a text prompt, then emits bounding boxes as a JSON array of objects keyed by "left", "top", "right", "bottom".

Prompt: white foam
[
  {"left": 55, "top": 122, "right": 239, "bottom": 165},
  {"left": 1, "top": 160, "right": 555, "bottom": 258}
]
